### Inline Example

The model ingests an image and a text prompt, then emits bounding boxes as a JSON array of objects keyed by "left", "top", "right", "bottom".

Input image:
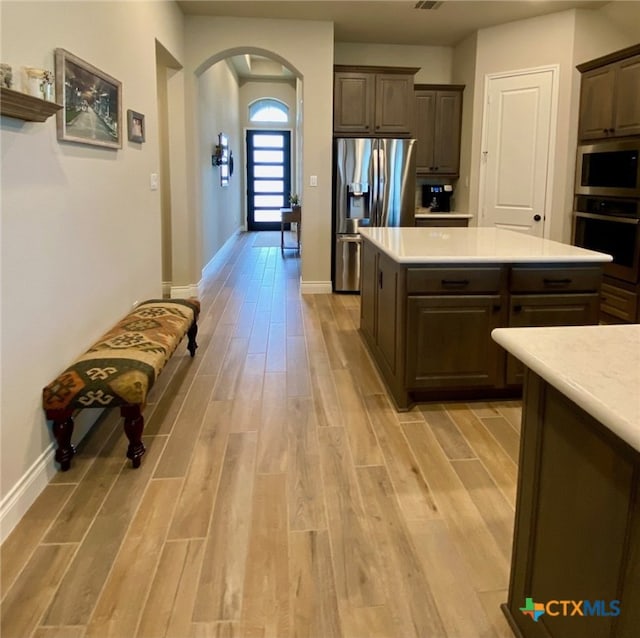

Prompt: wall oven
[
  {"left": 573, "top": 196, "right": 640, "bottom": 283},
  {"left": 576, "top": 140, "right": 640, "bottom": 198}
]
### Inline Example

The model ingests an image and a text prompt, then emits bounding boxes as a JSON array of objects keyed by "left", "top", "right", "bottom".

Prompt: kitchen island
[
  {"left": 359, "top": 227, "right": 611, "bottom": 409},
  {"left": 491, "top": 325, "right": 640, "bottom": 638}
]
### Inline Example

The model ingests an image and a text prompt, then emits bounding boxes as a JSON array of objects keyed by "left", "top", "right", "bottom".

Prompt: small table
[{"left": 280, "top": 207, "right": 301, "bottom": 253}]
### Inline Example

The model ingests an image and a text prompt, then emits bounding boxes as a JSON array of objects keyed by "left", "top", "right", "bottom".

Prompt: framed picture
[
  {"left": 127, "top": 109, "right": 145, "bottom": 143},
  {"left": 54, "top": 48, "right": 122, "bottom": 149}
]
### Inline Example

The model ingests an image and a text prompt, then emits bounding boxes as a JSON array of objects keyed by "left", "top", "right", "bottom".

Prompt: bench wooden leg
[
  {"left": 48, "top": 409, "right": 76, "bottom": 471},
  {"left": 187, "top": 321, "right": 198, "bottom": 357},
  {"left": 121, "top": 405, "right": 145, "bottom": 468}
]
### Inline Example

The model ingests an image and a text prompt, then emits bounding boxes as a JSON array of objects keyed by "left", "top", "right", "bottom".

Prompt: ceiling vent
[{"left": 414, "top": 1, "right": 443, "bottom": 9}]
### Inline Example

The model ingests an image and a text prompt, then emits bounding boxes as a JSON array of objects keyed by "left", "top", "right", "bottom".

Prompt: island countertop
[
  {"left": 359, "top": 227, "right": 612, "bottom": 264},
  {"left": 492, "top": 324, "right": 640, "bottom": 452}
]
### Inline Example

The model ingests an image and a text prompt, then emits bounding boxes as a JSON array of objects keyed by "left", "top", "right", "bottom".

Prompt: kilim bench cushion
[{"left": 43, "top": 298, "right": 200, "bottom": 470}]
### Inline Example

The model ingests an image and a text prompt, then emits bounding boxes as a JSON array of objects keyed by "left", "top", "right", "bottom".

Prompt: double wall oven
[
  {"left": 573, "top": 196, "right": 640, "bottom": 284},
  {"left": 573, "top": 140, "right": 640, "bottom": 321}
]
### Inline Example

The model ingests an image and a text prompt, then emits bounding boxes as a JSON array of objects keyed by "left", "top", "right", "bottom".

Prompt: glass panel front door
[{"left": 247, "top": 130, "right": 291, "bottom": 230}]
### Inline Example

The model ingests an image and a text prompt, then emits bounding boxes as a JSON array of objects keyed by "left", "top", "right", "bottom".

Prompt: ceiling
[
  {"left": 177, "top": 0, "right": 610, "bottom": 81},
  {"left": 177, "top": 1, "right": 609, "bottom": 46}
]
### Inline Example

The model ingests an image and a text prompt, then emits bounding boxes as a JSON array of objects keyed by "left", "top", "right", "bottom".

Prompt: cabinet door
[
  {"left": 506, "top": 293, "right": 600, "bottom": 385},
  {"left": 376, "top": 252, "right": 399, "bottom": 373},
  {"left": 406, "top": 295, "right": 503, "bottom": 388},
  {"left": 334, "top": 72, "right": 375, "bottom": 135},
  {"left": 360, "top": 241, "right": 377, "bottom": 341},
  {"left": 614, "top": 54, "right": 640, "bottom": 137},
  {"left": 432, "top": 90, "right": 462, "bottom": 175},
  {"left": 374, "top": 74, "right": 414, "bottom": 136},
  {"left": 414, "top": 90, "right": 436, "bottom": 172},
  {"left": 578, "top": 66, "right": 616, "bottom": 141}
]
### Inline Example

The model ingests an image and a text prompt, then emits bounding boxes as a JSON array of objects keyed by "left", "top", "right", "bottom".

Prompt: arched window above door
[{"left": 249, "top": 98, "right": 289, "bottom": 123}]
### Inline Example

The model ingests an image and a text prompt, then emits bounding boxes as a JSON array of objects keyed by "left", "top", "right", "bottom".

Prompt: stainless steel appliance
[
  {"left": 576, "top": 140, "right": 640, "bottom": 199},
  {"left": 333, "top": 137, "right": 416, "bottom": 292},
  {"left": 573, "top": 195, "right": 640, "bottom": 283},
  {"left": 422, "top": 184, "right": 453, "bottom": 212}
]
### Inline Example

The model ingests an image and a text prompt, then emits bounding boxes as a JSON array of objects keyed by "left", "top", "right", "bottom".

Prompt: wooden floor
[{"left": 1, "top": 231, "right": 521, "bottom": 638}]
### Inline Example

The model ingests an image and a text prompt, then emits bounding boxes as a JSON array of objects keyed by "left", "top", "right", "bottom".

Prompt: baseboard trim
[
  {"left": 170, "top": 284, "right": 199, "bottom": 299},
  {"left": 0, "top": 443, "right": 56, "bottom": 543},
  {"left": 202, "top": 228, "right": 242, "bottom": 280},
  {"left": 0, "top": 411, "right": 101, "bottom": 543},
  {"left": 300, "top": 280, "right": 333, "bottom": 294}
]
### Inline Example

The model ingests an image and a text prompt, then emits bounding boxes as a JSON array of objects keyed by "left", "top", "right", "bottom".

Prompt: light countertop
[
  {"left": 358, "top": 227, "right": 612, "bottom": 264},
  {"left": 492, "top": 325, "right": 640, "bottom": 453},
  {"left": 415, "top": 207, "right": 473, "bottom": 220}
]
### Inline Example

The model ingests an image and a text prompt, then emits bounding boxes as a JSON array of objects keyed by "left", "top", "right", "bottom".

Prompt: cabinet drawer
[
  {"left": 407, "top": 267, "right": 502, "bottom": 294},
  {"left": 600, "top": 282, "right": 638, "bottom": 322},
  {"left": 415, "top": 218, "right": 469, "bottom": 228},
  {"left": 510, "top": 266, "right": 602, "bottom": 293}
]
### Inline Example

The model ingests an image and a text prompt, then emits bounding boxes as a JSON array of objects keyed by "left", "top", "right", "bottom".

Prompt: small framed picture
[{"left": 127, "top": 109, "right": 145, "bottom": 143}]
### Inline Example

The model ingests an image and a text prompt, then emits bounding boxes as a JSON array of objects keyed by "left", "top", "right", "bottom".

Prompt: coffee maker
[{"left": 422, "top": 184, "right": 453, "bottom": 212}]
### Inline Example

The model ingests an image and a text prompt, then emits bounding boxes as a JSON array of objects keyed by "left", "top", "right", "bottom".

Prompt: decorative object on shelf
[
  {"left": 127, "top": 109, "right": 145, "bottom": 143},
  {"left": 54, "top": 48, "right": 122, "bottom": 149},
  {"left": 0, "top": 86, "right": 62, "bottom": 122},
  {"left": 0, "top": 63, "right": 13, "bottom": 88},
  {"left": 212, "top": 132, "right": 230, "bottom": 187},
  {"left": 23, "top": 67, "right": 54, "bottom": 101}
]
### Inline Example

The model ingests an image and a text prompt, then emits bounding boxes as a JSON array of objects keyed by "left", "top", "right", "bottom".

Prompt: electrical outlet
[{"left": 150, "top": 173, "right": 159, "bottom": 191}]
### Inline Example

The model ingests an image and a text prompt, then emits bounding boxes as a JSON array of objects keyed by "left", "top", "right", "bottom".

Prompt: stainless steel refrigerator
[{"left": 333, "top": 137, "right": 416, "bottom": 292}]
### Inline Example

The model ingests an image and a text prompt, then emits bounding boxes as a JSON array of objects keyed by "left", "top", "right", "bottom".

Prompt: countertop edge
[
  {"left": 491, "top": 327, "right": 640, "bottom": 453},
  {"left": 359, "top": 228, "right": 613, "bottom": 264},
  {"left": 415, "top": 212, "right": 474, "bottom": 219}
]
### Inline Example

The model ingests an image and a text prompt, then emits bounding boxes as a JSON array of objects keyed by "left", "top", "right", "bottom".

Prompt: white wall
[
  {"left": 334, "top": 42, "right": 452, "bottom": 84},
  {"left": 183, "top": 16, "right": 334, "bottom": 289},
  {"left": 470, "top": 10, "right": 577, "bottom": 243},
  {"left": 0, "top": 0, "right": 184, "bottom": 538},
  {"left": 198, "top": 61, "right": 243, "bottom": 270},
  {"left": 452, "top": 32, "right": 477, "bottom": 216}
]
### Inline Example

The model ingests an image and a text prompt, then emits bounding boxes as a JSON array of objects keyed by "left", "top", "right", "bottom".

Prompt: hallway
[{"left": 1, "top": 231, "right": 519, "bottom": 638}]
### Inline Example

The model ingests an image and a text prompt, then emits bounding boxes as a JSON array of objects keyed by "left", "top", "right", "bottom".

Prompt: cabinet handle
[
  {"left": 513, "top": 304, "right": 522, "bottom": 312},
  {"left": 379, "top": 271, "right": 383, "bottom": 289},
  {"left": 441, "top": 279, "right": 469, "bottom": 286},
  {"left": 609, "top": 128, "right": 615, "bottom": 133},
  {"left": 603, "top": 128, "right": 609, "bottom": 134},
  {"left": 493, "top": 304, "right": 501, "bottom": 312},
  {"left": 543, "top": 278, "right": 572, "bottom": 286}
]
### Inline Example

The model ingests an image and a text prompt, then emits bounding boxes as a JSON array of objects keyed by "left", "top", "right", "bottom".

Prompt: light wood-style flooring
[{"left": 1, "top": 231, "right": 521, "bottom": 638}]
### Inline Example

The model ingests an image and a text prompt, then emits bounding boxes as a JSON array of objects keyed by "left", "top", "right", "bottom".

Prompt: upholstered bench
[{"left": 43, "top": 298, "right": 200, "bottom": 471}]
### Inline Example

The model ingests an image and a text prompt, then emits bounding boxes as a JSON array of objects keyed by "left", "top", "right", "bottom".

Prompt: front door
[
  {"left": 480, "top": 68, "right": 556, "bottom": 237},
  {"left": 246, "top": 130, "right": 291, "bottom": 231}
]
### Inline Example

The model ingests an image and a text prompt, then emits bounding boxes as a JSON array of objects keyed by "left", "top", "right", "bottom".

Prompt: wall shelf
[{"left": 1, "top": 87, "right": 62, "bottom": 122}]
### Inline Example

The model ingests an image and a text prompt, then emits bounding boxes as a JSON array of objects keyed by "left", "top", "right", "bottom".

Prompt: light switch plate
[
  {"left": 150, "top": 173, "right": 159, "bottom": 191},
  {"left": 309, "top": 175, "right": 318, "bottom": 187}
]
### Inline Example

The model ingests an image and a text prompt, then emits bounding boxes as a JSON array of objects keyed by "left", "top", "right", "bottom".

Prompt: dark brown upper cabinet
[
  {"left": 414, "top": 84, "right": 464, "bottom": 176},
  {"left": 333, "top": 65, "right": 418, "bottom": 137},
  {"left": 577, "top": 44, "right": 640, "bottom": 141}
]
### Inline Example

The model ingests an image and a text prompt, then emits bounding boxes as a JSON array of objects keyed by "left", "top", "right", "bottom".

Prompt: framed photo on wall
[
  {"left": 54, "top": 48, "right": 122, "bottom": 149},
  {"left": 127, "top": 109, "right": 145, "bottom": 143}
]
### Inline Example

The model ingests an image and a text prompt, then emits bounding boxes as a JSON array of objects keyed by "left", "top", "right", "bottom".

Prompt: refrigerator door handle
[{"left": 371, "top": 145, "right": 379, "bottom": 227}]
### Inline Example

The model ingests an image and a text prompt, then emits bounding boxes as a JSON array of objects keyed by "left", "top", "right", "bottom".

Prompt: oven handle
[{"left": 575, "top": 211, "right": 640, "bottom": 225}]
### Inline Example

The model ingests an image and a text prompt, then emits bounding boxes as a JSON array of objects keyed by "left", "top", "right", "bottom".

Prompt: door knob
[{"left": 533, "top": 214, "right": 542, "bottom": 222}]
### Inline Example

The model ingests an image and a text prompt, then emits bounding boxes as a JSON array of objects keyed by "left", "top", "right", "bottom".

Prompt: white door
[{"left": 480, "top": 69, "right": 556, "bottom": 237}]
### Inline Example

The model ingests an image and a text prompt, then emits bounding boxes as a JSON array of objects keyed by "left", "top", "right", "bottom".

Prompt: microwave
[{"left": 576, "top": 140, "right": 640, "bottom": 198}]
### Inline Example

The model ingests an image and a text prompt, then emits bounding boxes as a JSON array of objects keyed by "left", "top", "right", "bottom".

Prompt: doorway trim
[{"left": 478, "top": 64, "right": 560, "bottom": 239}]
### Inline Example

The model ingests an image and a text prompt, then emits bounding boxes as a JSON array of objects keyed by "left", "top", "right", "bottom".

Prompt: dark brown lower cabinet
[
  {"left": 359, "top": 239, "right": 603, "bottom": 409},
  {"left": 504, "top": 372, "right": 640, "bottom": 638},
  {"left": 406, "top": 295, "right": 503, "bottom": 388},
  {"left": 506, "top": 293, "right": 600, "bottom": 385}
]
